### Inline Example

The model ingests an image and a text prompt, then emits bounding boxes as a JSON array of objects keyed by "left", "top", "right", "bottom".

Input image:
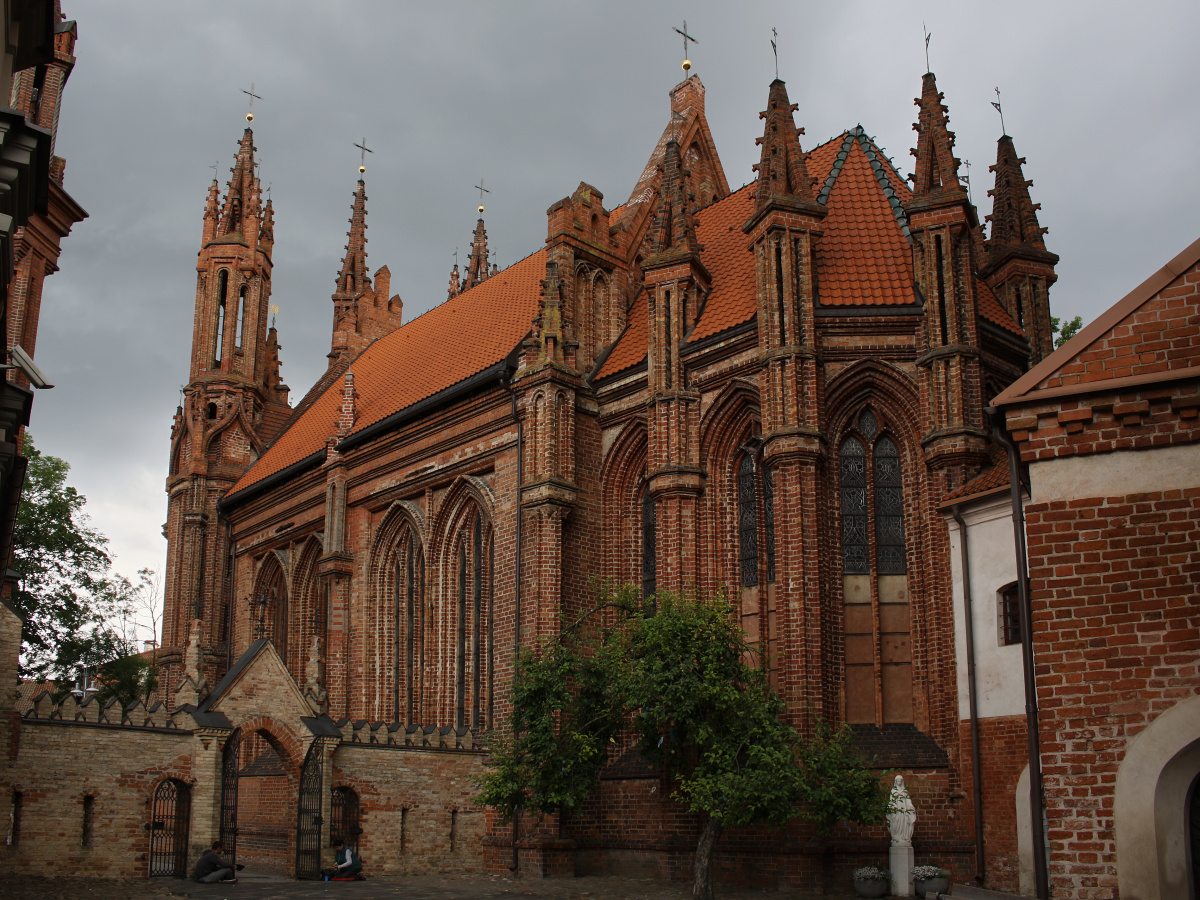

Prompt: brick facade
[
  {"left": 4, "top": 66, "right": 1090, "bottom": 889},
  {"left": 994, "top": 236, "right": 1200, "bottom": 898}
]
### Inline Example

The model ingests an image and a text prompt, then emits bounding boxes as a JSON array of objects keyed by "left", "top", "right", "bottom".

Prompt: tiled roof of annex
[
  {"left": 597, "top": 129, "right": 922, "bottom": 379},
  {"left": 227, "top": 249, "right": 546, "bottom": 498}
]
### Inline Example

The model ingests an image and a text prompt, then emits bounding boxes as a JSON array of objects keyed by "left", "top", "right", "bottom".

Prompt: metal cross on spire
[
  {"left": 771, "top": 27, "right": 779, "bottom": 79},
  {"left": 474, "top": 178, "right": 490, "bottom": 213},
  {"left": 991, "top": 87, "right": 1006, "bottom": 135},
  {"left": 674, "top": 19, "right": 697, "bottom": 74},
  {"left": 962, "top": 159, "right": 972, "bottom": 203},
  {"left": 922, "top": 24, "right": 932, "bottom": 73},
  {"left": 209, "top": 161, "right": 219, "bottom": 180},
  {"left": 242, "top": 83, "right": 262, "bottom": 122},
  {"left": 354, "top": 137, "right": 373, "bottom": 174}
]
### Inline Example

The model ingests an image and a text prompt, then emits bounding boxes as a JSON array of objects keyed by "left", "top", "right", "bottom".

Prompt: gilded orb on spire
[
  {"left": 355, "top": 137, "right": 373, "bottom": 175},
  {"left": 478, "top": 204, "right": 485, "bottom": 215}
]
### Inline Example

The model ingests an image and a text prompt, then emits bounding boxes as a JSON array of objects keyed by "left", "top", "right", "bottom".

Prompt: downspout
[
  {"left": 987, "top": 406, "right": 1049, "bottom": 900},
  {"left": 504, "top": 375, "right": 524, "bottom": 874},
  {"left": 949, "top": 504, "right": 985, "bottom": 885}
]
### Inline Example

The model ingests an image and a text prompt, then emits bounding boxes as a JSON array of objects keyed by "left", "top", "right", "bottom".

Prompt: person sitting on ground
[
  {"left": 321, "top": 838, "right": 363, "bottom": 879},
  {"left": 193, "top": 839, "right": 242, "bottom": 883}
]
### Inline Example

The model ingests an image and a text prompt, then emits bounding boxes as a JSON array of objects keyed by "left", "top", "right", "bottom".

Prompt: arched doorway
[
  {"left": 219, "top": 728, "right": 241, "bottom": 863},
  {"left": 235, "top": 729, "right": 296, "bottom": 874},
  {"left": 148, "top": 778, "right": 191, "bottom": 877},
  {"left": 1114, "top": 694, "right": 1200, "bottom": 899}
]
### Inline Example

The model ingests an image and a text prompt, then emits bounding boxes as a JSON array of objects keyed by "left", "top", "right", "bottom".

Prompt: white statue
[{"left": 888, "top": 774, "right": 916, "bottom": 846}]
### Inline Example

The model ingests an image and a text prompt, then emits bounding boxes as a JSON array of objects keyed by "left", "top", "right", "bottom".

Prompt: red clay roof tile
[{"left": 228, "top": 250, "right": 546, "bottom": 496}]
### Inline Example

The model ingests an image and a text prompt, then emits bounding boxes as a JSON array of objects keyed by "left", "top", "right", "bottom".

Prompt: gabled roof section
[
  {"left": 598, "top": 127, "right": 920, "bottom": 375},
  {"left": 994, "top": 235, "right": 1200, "bottom": 407},
  {"left": 227, "top": 250, "right": 546, "bottom": 498}
]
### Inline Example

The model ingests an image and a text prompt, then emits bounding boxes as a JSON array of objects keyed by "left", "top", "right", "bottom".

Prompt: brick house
[
  {"left": 3, "top": 65, "right": 1090, "bottom": 890},
  {"left": 974, "top": 236, "right": 1200, "bottom": 900}
]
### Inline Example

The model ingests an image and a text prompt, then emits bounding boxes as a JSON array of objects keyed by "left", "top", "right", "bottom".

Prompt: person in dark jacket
[
  {"left": 321, "top": 838, "right": 363, "bottom": 879},
  {"left": 193, "top": 840, "right": 240, "bottom": 883}
]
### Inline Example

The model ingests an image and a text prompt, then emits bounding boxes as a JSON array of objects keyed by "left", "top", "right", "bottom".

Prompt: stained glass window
[
  {"left": 874, "top": 436, "right": 907, "bottom": 574},
  {"left": 840, "top": 436, "right": 868, "bottom": 574}
]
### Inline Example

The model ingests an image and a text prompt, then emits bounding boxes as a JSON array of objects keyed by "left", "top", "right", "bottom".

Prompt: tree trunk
[{"left": 692, "top": 816, "right": 723, "bottom": 900}]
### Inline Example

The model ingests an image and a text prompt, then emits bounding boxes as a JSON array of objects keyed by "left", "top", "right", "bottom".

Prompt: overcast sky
[{"left": 26, "top": 1, "right": 1200, "bottom": 626}]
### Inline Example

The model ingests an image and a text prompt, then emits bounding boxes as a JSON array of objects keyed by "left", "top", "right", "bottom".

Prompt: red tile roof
[
  {"left": 940, "top": 456, "right": 1011, "bottom": 505},
  {"left": 228, "top": 250, "right": 546, "bottom": 496},
  {"left": 976, "top": 276, "right": 1024, "bottom": 337},
  {"left": 599, "top": 131, "right": 919, "bottom": 377}
]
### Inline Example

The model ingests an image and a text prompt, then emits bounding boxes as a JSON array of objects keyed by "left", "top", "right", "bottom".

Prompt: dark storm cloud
[{"left": 27, "top": 1, "right": 1200, "bottom": 590}]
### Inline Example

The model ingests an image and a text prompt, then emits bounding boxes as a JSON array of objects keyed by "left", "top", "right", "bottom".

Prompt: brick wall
[{"left": 1024, "top": 485, "right": 1200, "bottom": 898}]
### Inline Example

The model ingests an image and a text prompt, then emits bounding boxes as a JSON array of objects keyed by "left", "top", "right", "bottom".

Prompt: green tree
[
  {"left": 1052, "top": 314, "right": 1084, "bottom": 348},
  {"left": 10, "top": 437, "right": 144, "bottom": 681},
  {"left": 478, "top": 587, "right": 888, "bottom": 900}
]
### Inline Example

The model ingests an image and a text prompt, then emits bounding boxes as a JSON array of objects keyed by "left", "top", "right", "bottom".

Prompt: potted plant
[
  {"left": 852, "top": 865, "right": 891, "bottom": 898},
  {"left": 911, "top": 864, "right": 950, "bottom": 896}
]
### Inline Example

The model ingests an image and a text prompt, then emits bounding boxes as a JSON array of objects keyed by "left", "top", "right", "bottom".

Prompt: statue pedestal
[{"left": 890, "top": 844, "right": 914, "bottom": 897}]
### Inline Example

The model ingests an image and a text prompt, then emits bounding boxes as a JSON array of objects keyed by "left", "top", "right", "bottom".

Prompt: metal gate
[
  {"left": 295, "top": 740, "right": 323, "bottom": 880},
  {"left": 330, "top": 786, "right": 360, "bottom": 852},
  {"left": 148, "top": 779, "right": 191, "bottom": 877},
  {"left": 219, "top": 728, "right": 241, "bottom": 864}
]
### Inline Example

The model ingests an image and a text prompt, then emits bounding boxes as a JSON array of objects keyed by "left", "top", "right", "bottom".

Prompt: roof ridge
[
  {"left": 853, "top": 129, "right": 911, "bottom": 239},
  {"left": 816, "top": 131, "right": 856, "bottom": 205},
  {"left": 398, "top": 244, "right": 545, "bottom": 330}
]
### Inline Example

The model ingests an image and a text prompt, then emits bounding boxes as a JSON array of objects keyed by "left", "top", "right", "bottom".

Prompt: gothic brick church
[
  {"left": 142, "top": 66, "right": 1062, "bottom": 886},
  {"left": 4, "top": 57, "right": 1104, "bottom": 890}
]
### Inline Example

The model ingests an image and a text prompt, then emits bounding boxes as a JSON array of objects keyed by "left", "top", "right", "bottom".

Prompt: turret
[
  {"left": 982, "top": 134, "right": 1058, "bottom": 365},
  {"left": 464, "top": 211, "right": 491, "bottom": 290}
]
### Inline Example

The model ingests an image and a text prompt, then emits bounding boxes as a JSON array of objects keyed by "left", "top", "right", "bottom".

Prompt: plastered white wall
[{"left": 944, "top": 494, "right": 1025, "bottom": 720}]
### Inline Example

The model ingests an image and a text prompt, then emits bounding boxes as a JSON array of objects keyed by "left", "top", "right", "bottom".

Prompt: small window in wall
[
  {"left": 7, "top": 790, "right": 21, "bottom": 847},
  {"left": 81, "top": 795, "right": 94, "bottom": 848},
  {"left": 999, "top": 582, "right": 1022, "bottom": 646}
]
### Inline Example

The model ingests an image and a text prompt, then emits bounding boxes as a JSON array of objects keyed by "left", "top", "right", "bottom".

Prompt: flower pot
[
  {"left": 853, "top": 877, "right": 890, "bottom": 899},
  {"left": 913, "top": 875, "right": 950, "bottom": 896}
]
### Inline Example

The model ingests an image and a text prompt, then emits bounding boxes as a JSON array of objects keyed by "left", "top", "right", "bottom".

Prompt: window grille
[
  {"left": 840, "top": 436, "right": 868, "bottom": 574},
  {"left": 737, "top": 454, "right": 759, "bottom": 587},
  {"left": 874, "top": 436, "right": 907, "bottom": 574},
  {"left": 999, "top": 582, "right": 1022, "bottom": 646}
]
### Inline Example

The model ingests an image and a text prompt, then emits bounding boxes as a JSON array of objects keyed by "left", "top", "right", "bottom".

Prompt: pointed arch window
[
  {"left": 735, "top": 446, "right": 778, "bottom": 679},
  {"left": 454, "top": 509, "right": 492, "bottom": 731},
  {"left": 394, "top": 527, "right": 424, "bottom": 724},
  {"left": 839, "top": 408, "right": 913, "bottom": 726},
  {"left": 235, "top": 285, "right": 247, "bottom": 348},
  {"left": 214, "top": 270, "right": 228, "bottom": 365}
]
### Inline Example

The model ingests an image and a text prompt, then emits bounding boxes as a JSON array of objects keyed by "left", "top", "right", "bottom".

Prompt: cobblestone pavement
[{"left": 0, "top": 874, "right": 861, "bottom": 900}]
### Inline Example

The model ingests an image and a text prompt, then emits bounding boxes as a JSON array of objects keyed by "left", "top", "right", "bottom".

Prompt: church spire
[
  {"left": 910, "top": 72, "right": 964, "bottom": 199},
  {"left": 985, "top": 135, "right": 1049, "bottom": 257},
  {"left": 751, "top": 79, "right": 821, "bottom": 216},
  {"left": 336, "top": 179, "right": 370, "bottom": 296},
  {"left": 202, "top": 176, "right": 220, "bottom": 245},
  {"left": 217, "top": 128, "right": 260, "bottom": 239},
  {"left": 982, "top": 133, "right": 1059, "bottom": 366},
  {"left": 464, "top": 211, "right": 490, "bottom": 290},
  {"left": 648, "top": 138, "right": 701, "bottom": 259},
  {"left": 447, "top": 262, "right": 461, "bottom": 299}
]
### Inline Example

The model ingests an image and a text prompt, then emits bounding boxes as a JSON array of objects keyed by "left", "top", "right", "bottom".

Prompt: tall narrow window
[
  {"left": 472, "top": 517, "right": 483, "bottom": 730},
  {"left": 998, "top": 582, "right": 1022, "bottom": 646},
  {"left": 737, "top": 453, "right": 759, "bottom": 588},
  {"left": 235, "top": 286, "right": 247, "bottom": 347},
  {"left": 763, "top": 464, "right": 776, "bottom": 584},
  {"left": 641, "top": 488, "right": 656, "bottom": 599},
  {"left": 840, "top": 409, "right": 913, "bottom": 726},
  {"left": 456, "top": 540, "right": 467, "bottom": 729},
  {"left": 81, "top": 795, "right": 94, "bottom": 848},
  {"left": 7, "top": 790, "right": 21, "bottom": 847},
  {"left": 663, "top": 290, "right": 673, "bottom": 388},
  {"left": 395, "top": 529, "right": 423, "bottom": 724},
  {"left": 214, "top": 270, "right": 228, "bottom": 365}
]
